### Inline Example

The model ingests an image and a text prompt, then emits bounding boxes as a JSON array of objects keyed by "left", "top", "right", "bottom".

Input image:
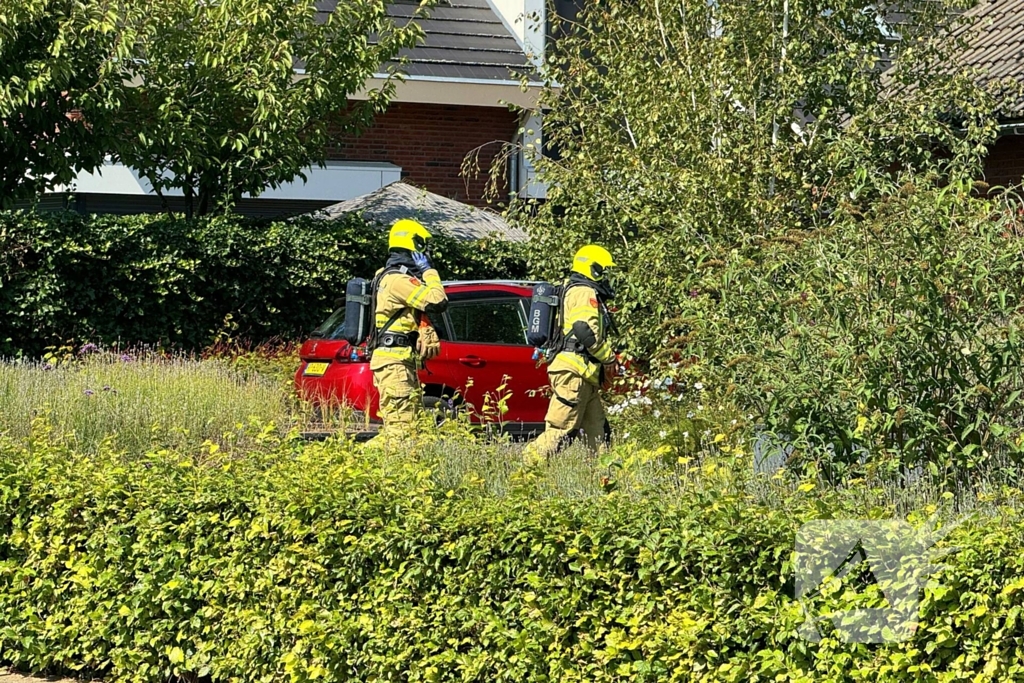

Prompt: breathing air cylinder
[
  {"left": 341, "top": 278, "right": 373, "bottom": 345},
  {"left": 527, "top": 282, "right": 560, "bottom": 349}
]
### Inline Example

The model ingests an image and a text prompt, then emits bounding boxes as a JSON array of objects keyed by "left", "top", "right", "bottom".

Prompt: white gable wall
[{"left": 487, "top": 0, "right": 545, "bottom": 67}]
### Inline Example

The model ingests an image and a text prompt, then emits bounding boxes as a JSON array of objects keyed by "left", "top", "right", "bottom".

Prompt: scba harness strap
[
  {"left": 378, "top": 331, "right": 419, "bottom": 349},
  {"left": 368, "top": 265, "right": 418, "bottom": 351}
]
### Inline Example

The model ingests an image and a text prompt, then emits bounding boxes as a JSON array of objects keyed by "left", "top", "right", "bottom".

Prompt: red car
[{"left": 295, "top": 280, "right": 551, "bottom": 437}]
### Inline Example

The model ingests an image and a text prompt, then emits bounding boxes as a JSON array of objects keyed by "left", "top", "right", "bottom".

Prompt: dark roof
[
  {"left": 317, "top": 0, "right": 531, "bottom": 82},
  {"left": 955, "top": 0, "right": 1024, "bottom": 119}
]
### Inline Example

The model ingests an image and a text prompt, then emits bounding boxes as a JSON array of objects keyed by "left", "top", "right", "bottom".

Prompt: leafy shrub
[
  {"left": 0, "top": 211, "right": 527, "bottom": 357},
  {"left": 2, "top": 437, "right": 1024, "bottom": 682}
]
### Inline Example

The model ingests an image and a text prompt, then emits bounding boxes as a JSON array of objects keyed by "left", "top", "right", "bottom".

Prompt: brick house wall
[
  {"left": 327, "top": 102, "right": 520, "bottom": 207},
  {"left": 984, "top": 134, "right": 1024, "bottom": 190}
]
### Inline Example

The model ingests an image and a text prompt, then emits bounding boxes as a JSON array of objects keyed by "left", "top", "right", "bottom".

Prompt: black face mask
[
  {"left": 385, "top": 250, "right": 423, "bottom": 277},
  {"left": 569, "top": 271, "right": 615, "bottom": 302}
]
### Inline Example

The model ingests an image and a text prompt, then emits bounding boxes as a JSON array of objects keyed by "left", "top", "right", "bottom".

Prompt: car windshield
[{"left": 311, "top": 308, "right": 346, "bottom": 340}]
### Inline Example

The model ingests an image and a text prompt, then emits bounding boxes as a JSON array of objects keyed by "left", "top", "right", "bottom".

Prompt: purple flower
[
  {"left": 78, "top": 343, "right": 99, "bottom": 356},
  {"left": 42, "top": 363, "right": 55, "bottom": 371},
  {"left": 84, "top": 389, "right": 95, "bottom": 396},
  {"left": 119, "top": 354, "right": 134, "bottom": 363},
  {"left": 689, "top": 289, "right": 700, "bottom": 298},
  {"left": 102, "top": 385, "right": 111, "bottom": 391}
]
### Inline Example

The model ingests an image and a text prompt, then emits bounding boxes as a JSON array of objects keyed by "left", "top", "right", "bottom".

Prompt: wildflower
[
  {"left": 622, "top": 432, "right": 631, "bottom": 440},
  {"left": 653, "top": 409, "right": 661, "bottom": 418},
  {"left": 694, "top": 382, "right": 704, "bottom": 391},
  {"left": 663, "top": 377, "right": 674, "bottom": 387},
  {"left": 731, "top": 419, "right": 737, "bottom": 425},
  {"left": 78, "top": 343, "right": 99, "bottom": 355},
  {"left": 83, "top": 389, "right": 95, "bottom": 396},
  {"left": 119, "top": 354, "right": 134, "bottom": 363},
  {"left": 42, "top": 363, "right": 55, "bottom": 371},
  {"left": 687, "top": 412, "right": 695, "bottom": 418},
  {"left": 689, "top": 289, "right": 700, "bottom": 298},
  {"left": 682, "top": 431, "right": 689, "bottom": 439},
  {"left": 102, "top": 385, "right": 111, "bottom": 392},
  {"left": 659, "top": 430, "right": 667, "bottom": 439},
  {"left": 652, "top": 379, "right": 663, "bottom": 390}
]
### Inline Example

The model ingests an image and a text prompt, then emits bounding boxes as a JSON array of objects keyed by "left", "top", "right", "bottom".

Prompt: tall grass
[
  {"left": 0, "top": 352, "right": 299, "bottom": 456},
  {"left": 2, "top": 348, "right": 1018, "bottom": 520}
]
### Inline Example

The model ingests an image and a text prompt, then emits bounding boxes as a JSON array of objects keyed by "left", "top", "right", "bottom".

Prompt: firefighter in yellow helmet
[
  {"left": 370, "top": 219, "right": 448, "bottom": 440},
  {"left": 524, "top": 245, "right": 619, "bottom": 465}
]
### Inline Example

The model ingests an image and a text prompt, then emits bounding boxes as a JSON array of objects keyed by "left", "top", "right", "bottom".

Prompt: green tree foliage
[
  {"left": 0, "top": 211, "right": 527, "bottom": 357},
  {"left": 109, "top": 0, "right": 427, "bottom": 217},
  {"left": 515, "top": 0, "right": 1022, "bottom": 468},
  {"left": 0, "top": 0, "right": 427, "bottom": 214},
  {"left": 0, "top": 0, "right": 141, "bottom": 207}
]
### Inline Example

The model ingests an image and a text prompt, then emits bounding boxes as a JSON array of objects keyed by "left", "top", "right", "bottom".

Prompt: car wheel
[{"left": 423, "top": 394, "right": 460, "bottom": 425}]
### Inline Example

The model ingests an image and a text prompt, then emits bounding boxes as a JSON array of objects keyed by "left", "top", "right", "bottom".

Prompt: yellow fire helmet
[
  {"left": 389, "top": 219, "right": 432, "bottom": 251},
  {"left": 571, "top": 244, "right": 617, "bottom": 281}
]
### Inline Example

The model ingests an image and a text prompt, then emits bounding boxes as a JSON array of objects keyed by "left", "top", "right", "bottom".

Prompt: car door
[{"left": 433, "top": 292, "right": 549, "bottom": 425}]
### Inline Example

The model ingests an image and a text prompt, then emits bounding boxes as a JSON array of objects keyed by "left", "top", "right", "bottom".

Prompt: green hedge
[
  {"left": 1, "top": 436, "right": 1023, "bottom": 682},
  {"left": 0, "top": 211, "right": 528, "bottom": 357}
]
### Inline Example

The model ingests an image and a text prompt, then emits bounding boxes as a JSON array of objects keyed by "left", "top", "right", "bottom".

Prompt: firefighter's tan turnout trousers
[{"left": 523, "top": 369, "right": 607, "bottom": 466}]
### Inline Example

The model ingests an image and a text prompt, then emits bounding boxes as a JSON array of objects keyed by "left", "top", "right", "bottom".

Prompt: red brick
[
  {"left": 984, "top": 135, "right": 1024, "bottom": 189},
  {"left": 328, "top": 101, "right": 519, "bottom": 207}
]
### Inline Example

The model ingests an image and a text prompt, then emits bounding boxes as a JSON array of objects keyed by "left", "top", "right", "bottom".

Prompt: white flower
[
  {"left": 663, "top": 377, "right": 674, "bottom": 387},
  {"left": 694, "top": 382, "right": 704, "bottom": 391},
  {"left": 731, "top": 419, "right": 737, "bottom": 425},
  {"left": 687, "top": 412, "right": 694, "bottom": 418},
  {"left": 652, "top": 379, "right": 663, "bottom": 390},
  {"left": 659, "top": 430, "right": 667, "bottom": 439},
  {"left": 654, "top": 409, "right": 661, "bottom": 418},
  {"left": 697, "top": 404, "right": 704, "bottom": 411},
  {"left": 622, "top": 432, "right": 631, "bottom": 440},
  {"left": 676, "top": 394, "right": 684, "bottom": 401},
  {"left": 682, "top": 431, "right": 689, "bottom": 439}
]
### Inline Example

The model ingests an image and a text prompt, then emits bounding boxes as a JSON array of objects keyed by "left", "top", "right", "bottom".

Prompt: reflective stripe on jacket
[{"left": 369, "top": 268, "right": 447, "bottom": 370}]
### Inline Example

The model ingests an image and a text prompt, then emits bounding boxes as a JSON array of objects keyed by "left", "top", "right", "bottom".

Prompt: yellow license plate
[{"left": 303, "top": 362, "right": 329, "bottom": 377}]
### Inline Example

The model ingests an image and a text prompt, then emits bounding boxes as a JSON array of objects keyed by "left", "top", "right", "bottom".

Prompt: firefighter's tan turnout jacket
[
  {"left": 369, "top": 267, "right": 447, "bottom": 371},
  {"left": 548, "top": 281, "right": 614, "bottom": 385}
]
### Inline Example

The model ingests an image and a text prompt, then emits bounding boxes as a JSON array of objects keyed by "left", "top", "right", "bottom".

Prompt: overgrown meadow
[{"left": 3, "top": 344, "right": 1024, "bottom": 682}]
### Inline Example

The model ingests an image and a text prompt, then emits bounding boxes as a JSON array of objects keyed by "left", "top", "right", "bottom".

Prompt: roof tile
[{"left": 319, "top": 0, "right": 532, "bottom": 83}]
